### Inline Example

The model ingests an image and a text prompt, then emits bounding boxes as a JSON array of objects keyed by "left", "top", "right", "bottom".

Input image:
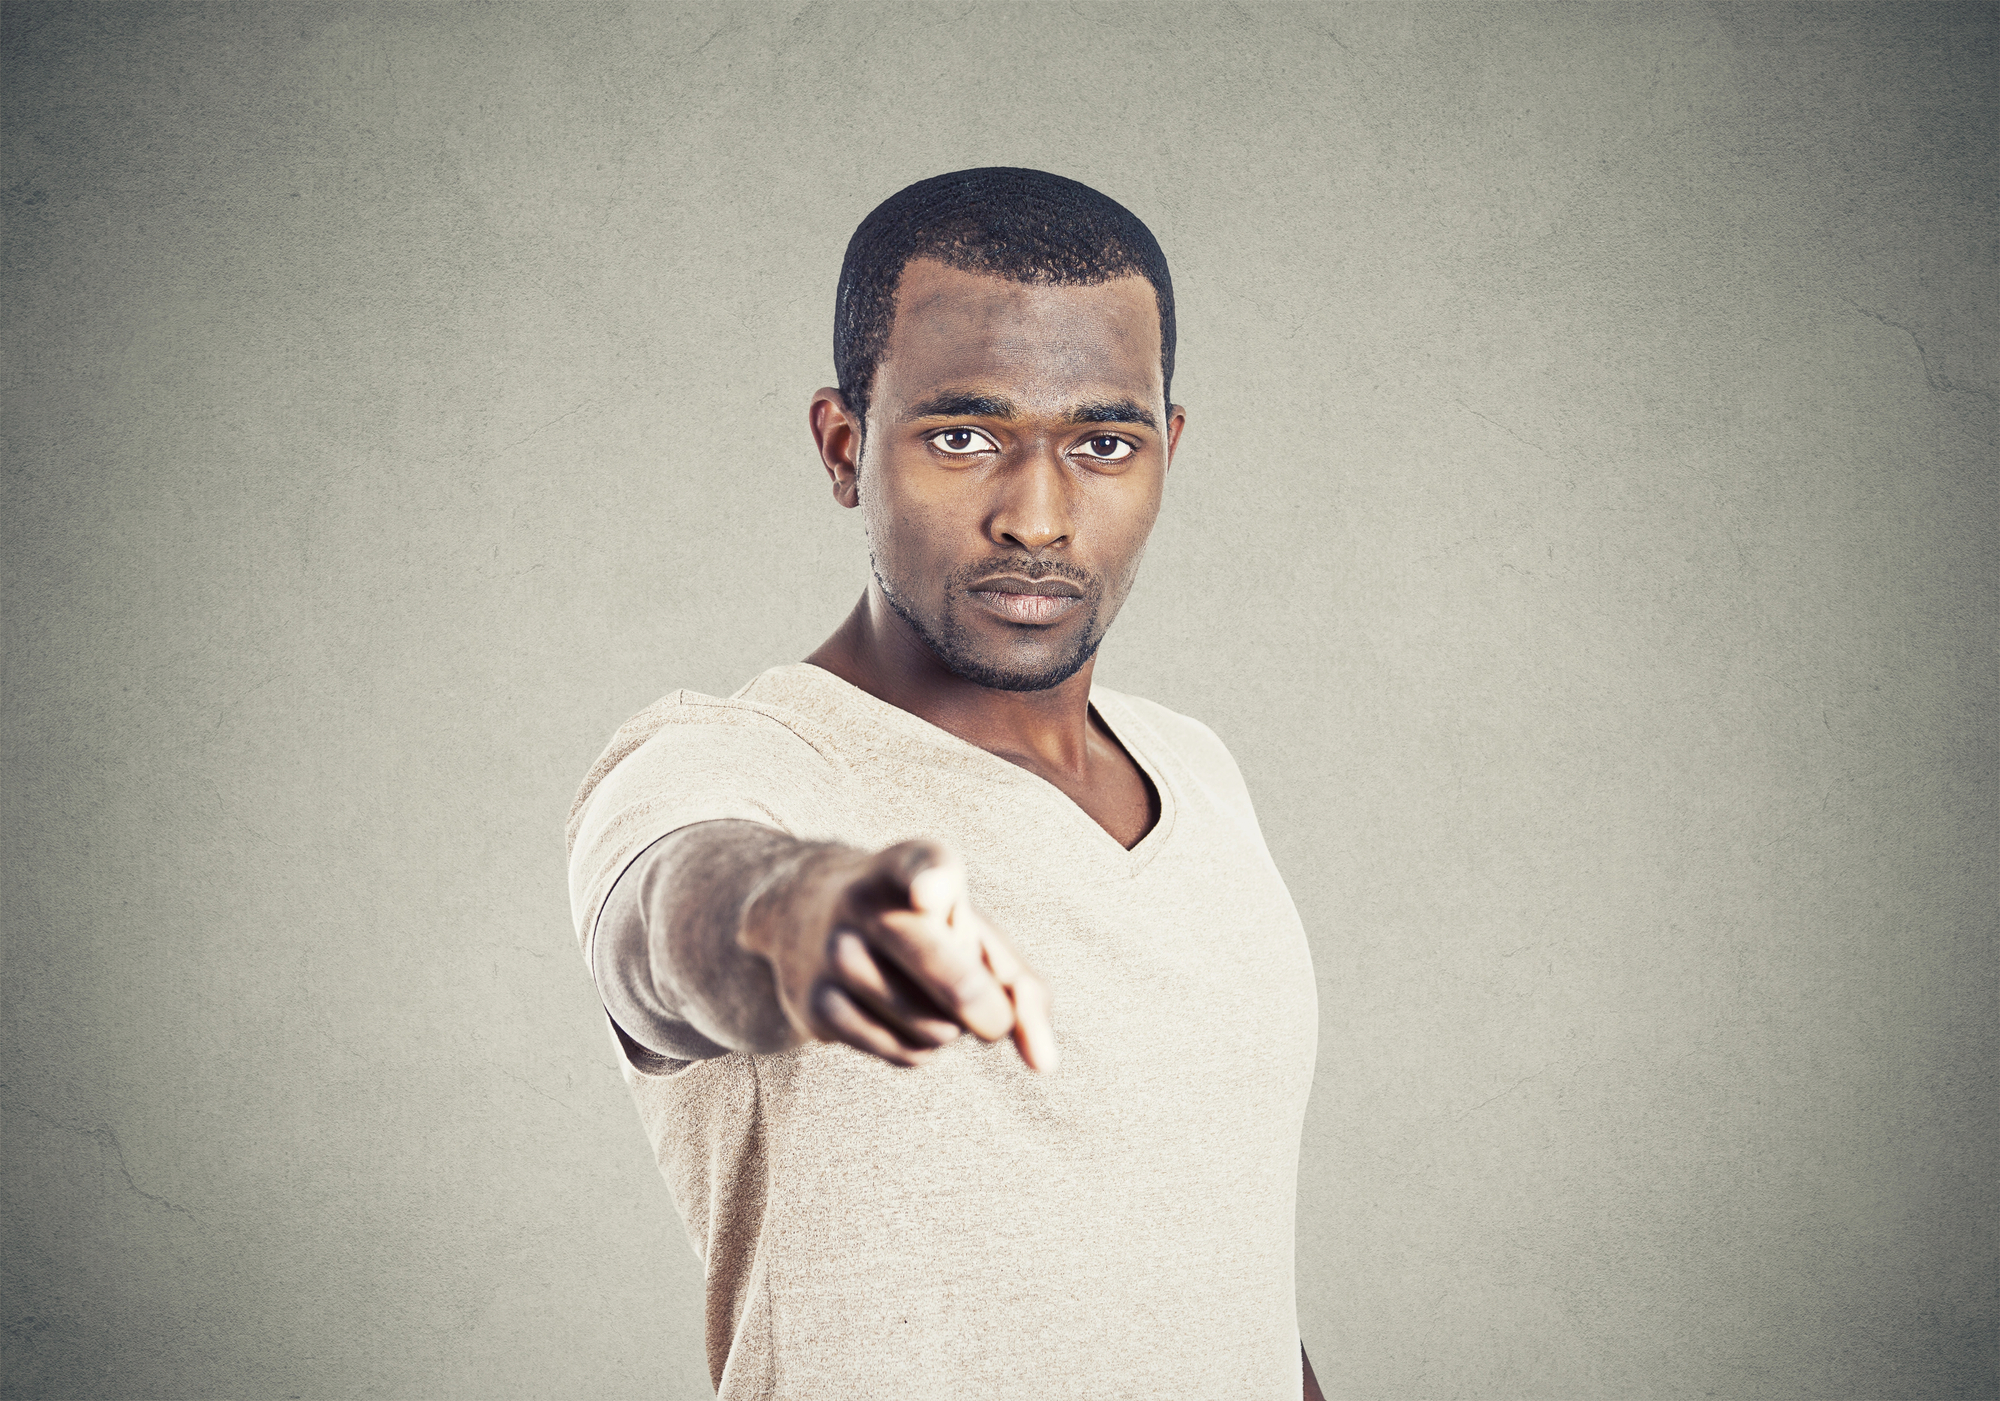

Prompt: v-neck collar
[{"left": 750, "top": 662, "right": 1178, "bottom": 877}]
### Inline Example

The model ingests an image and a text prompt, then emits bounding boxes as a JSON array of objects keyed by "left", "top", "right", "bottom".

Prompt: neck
[{"left": 805, "top": 586, "right": 1100, "bottom": 778}]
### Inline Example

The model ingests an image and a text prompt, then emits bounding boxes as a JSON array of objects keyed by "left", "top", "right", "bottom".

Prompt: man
[{"left": 567, "top": 168, "right": 1323, "bottom": 1398}]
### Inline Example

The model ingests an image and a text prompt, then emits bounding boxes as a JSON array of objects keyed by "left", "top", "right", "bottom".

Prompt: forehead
[{"left": 875, "top": 259, "right": 1163, "bottom": 410}]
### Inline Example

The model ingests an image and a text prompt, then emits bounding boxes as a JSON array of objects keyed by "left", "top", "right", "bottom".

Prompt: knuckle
[
  {"left": 895, "top": 923, "right": 960, "bottom": 968},
  {"left": 818, "top": 921, "right": 854, "bottom": 961},
  {"left": 829, "top": 931, "right": 871, "bottom": 980},
  {"left": 882, "top": 838, "right": 940, "bottom": 873},
  {"left": 810, "top": 980, "right": 850, "bottom": 1025},
  {"left": 946, "top": 967, "right": 997, "bottom": 1004}
]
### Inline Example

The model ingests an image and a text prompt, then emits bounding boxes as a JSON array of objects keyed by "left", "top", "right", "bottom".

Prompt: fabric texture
[{"left": 566, "top": 663, "right": 1318, "bottom": 1399}]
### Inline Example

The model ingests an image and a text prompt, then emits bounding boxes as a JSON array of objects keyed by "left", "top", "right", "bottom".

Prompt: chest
[
  {"left": 982, "top": 842, "right": 1317, "bottom": 1093},
  {"left": 793, "top": 755, "right": 1319, "bottom": 1122}
]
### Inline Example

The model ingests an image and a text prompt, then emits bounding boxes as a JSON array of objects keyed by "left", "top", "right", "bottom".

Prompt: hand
[{"left": 739, "top": 840, "right": 1058, "bottom": 1072}]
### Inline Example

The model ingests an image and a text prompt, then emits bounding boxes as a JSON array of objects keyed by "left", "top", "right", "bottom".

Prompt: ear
[
  {"left": 1163, "top": 403, "right": 1186, "bottom": 474},
  {"left": 809, "top": 388, "right": 863, "bottom": 508}
]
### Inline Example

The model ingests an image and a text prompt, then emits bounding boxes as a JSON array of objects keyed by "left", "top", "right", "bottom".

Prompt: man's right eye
[{"left": 929, "top": 427, "right": 998, "bottom": 455}]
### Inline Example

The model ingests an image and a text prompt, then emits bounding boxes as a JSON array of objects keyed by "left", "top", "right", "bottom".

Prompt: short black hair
[{"left": 834, "top": 167, "right": 1175, "bottom": 437}]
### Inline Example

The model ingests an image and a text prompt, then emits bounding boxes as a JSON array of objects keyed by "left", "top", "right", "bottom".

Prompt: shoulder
[
  {"left": 1095, "top": 687, "right": 1237, "bottom": 770},
  {"left": 565, "top": 674, "right": 844, "bottom": 855},
  {"left": 1101, "top": 689, "right": 1230, "bottom": 759}
]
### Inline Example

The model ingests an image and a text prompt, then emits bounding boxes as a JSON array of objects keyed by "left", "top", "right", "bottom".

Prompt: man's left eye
[{"left": 1075, "top": 435, "right": 1135, "bottom": 462}]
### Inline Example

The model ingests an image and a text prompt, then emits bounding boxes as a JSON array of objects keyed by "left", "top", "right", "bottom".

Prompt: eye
[
  {"left": 1073, "top": 434, "right": 1137, "bottom": 463},
  {"left": 928, "top": 427, "right": 999, "bottom": 455}
]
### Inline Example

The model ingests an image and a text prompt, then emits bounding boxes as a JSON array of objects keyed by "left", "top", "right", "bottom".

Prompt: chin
[
  {"left": 878, "top": 566, "right": 1109, "bottom": 692},
  {"left": 944, "top": 645, "right": 1097, "bottom": 692},
  {"left": 941, "top": 594, "right": 1107, "bottom": 690},
  {"left": 910, "top": 597, "right": 1103, "bottom": 692}
]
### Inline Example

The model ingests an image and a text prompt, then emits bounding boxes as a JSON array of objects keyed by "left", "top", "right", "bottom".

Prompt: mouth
[{"left": 965, "top": 575, "right": 1086, "bottom": 626}]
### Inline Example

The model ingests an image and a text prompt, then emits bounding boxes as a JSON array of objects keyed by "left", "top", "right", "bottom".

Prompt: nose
[{"left": 988, "top": 447, "right": 1073, "bottom": 554}]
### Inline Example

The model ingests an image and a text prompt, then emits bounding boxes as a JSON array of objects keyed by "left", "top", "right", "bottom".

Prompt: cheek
[
  {"left": 1081, "top": 481, "right": 1164, "bottom": 569},
  {"left": 857, "top": 453, "right": 905, "bottom": 549},
  {"left": 860, "top": 475, "right": 959, "bottom": 582}
]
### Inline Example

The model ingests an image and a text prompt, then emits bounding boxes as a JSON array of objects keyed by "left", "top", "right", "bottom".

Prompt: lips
[{"left": 966, "top": 575, "right": 1086, "bottom": 626}]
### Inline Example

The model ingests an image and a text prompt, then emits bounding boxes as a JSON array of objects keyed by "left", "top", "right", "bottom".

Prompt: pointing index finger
[
  {"left": 872, "top": 905, "right": 1015, "bottom": 1042},
  {"left": 960, "top": 906, "right": 1060, "bottom": 1073}
]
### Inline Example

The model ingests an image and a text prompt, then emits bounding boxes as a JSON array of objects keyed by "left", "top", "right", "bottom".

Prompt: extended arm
[
  {"left": 593, "top": 821, "right": 831, "bottom": 1058},
  {"left": 591, "top": 820, "right": 1057, "bottom": 1070}
]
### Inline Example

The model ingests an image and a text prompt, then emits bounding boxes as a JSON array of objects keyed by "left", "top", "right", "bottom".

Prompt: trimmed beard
[{"left": 875, "top": 555, "right": 1106, "bottom": 693}]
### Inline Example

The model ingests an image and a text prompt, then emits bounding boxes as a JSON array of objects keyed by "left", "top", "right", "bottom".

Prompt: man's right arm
[{"left": 591, "top": 820, "right": 1058, "bottom": 1071}]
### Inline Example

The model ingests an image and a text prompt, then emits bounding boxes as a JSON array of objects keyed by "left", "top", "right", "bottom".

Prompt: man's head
[
  {"left": 833, "top": 168, "right": 1176, "bottom": 439},
  {"left": 810, "top": 169, "right": 1184, "bottom": 693}
]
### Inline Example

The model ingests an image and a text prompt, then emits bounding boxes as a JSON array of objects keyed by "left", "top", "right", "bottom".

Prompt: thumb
[
  {"left": 866, "top": 840, "right": 958, "bottom": 913},
  {"left": 908, "top": 860, "right": 961, "bottom": 918}
]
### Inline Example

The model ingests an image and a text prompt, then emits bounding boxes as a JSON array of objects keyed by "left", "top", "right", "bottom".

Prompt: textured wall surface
[{"left": 4, "top": 3, "right": 1994, "bottom": 1398}]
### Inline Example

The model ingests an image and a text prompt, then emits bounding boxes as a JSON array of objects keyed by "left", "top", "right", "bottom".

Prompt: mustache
[{"left": 948, "top": 556, "right": 1098, "bottom": 592}]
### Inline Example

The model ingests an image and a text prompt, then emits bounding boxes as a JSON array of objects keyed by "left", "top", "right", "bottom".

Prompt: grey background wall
[{"left": 3, "top": 3, "right": 1993, "bottom": 1398}]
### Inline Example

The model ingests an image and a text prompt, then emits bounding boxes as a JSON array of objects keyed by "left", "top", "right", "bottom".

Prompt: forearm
[{"left": 593, "top": 820, "right": 850, "bottom": 1057}]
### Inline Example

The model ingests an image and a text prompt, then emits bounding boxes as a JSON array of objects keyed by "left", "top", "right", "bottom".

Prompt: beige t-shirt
[{"left": 566, "top": 663, "right": 1318, "bottom": 1399}]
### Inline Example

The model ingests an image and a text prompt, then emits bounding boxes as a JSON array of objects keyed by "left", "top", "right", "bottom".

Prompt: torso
[{"left": 566, "top": 663, "right": 1319, "bottom": 1399}]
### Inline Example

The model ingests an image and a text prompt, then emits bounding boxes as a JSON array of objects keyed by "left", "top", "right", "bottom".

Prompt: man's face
[{"left": 849, "top": 259, "right": 1183, "bottom": 692}]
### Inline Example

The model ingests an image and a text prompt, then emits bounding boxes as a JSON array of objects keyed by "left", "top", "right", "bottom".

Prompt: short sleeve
[{"left": 565, "top": 692, "right": 846, "bottom": 970}]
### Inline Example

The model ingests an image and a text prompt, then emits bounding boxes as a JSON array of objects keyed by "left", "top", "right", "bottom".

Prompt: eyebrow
[
  {"left": 1066, "top": 399, "right": 1158, "bottom": 430},
  {"left": 899, "top": 392, "right": 1158, "bottom": 430},
  {"left": 901, "top": 392, "right": 1018, "bottom": 422}
]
